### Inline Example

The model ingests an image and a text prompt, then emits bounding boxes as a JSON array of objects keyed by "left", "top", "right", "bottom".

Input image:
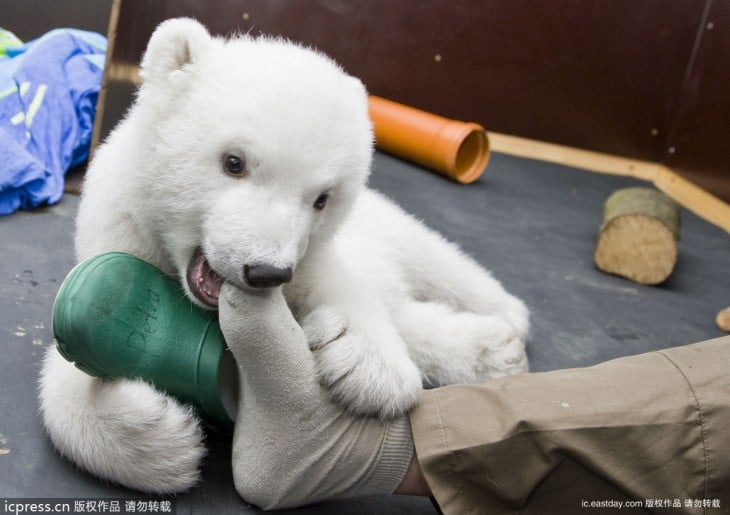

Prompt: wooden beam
[{"left": 489, "top": 132, "right": 730, "bottom": 233}]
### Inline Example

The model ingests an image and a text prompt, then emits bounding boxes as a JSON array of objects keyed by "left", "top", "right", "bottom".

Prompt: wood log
[
  {"left": 594, "top": 187, "right": 681, "bottom": 285},
  {"left": 717, "top": 307, "right": 730, "bottom": 332}
]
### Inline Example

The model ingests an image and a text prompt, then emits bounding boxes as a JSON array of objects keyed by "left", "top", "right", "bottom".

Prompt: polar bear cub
[{"left": 39, "top": 18, "right": 529, "bottom": 493}]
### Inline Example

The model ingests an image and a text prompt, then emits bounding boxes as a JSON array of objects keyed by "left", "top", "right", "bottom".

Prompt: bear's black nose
[{"left": 243, "top": 263, "right": 293, "bottom": 288}]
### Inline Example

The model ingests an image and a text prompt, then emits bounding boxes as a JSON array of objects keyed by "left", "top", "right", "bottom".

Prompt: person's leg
[
  {"left": 219, "top": 284, "right": 415, "bottom": 510},
  {"left": 409, "top": 336, "right": 730, "bottom": 514},
  {"left": 220, "top": 281, "right": 728, "bottom": 512},
  {"left": 394, "top": 454, "right": 431, "bottom": 497}
]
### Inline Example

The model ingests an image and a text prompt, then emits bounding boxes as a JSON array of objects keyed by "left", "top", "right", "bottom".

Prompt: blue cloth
[{"left": 0, "top": 28, "right": 106, "bottom": 215}]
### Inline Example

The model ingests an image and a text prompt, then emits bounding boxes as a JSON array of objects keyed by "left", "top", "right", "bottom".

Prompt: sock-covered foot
[{"left": 218, "top": 283, "right": 414, "bottom": 510}]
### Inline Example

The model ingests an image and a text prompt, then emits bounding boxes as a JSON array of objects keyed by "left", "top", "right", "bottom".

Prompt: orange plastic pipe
[{"left": 368, "top": 96, "right": 490, "bottom": 184}]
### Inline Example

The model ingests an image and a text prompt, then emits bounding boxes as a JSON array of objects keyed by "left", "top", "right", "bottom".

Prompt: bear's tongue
[{"left": 186, "top": 247, "right": 224, "bottom": 308}]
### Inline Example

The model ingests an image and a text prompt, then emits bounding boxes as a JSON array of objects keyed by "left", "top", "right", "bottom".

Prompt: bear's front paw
[{"left": 301, "top": 307, "right": 422, "bottom": 419}]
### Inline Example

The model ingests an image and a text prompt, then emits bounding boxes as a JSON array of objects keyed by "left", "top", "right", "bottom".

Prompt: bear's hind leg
[
  {"left": 395, "top": 300, "right": 528, "bottom": 387},
  {"left": 39, "top": 347, "right": 205, "bottom": 493}
]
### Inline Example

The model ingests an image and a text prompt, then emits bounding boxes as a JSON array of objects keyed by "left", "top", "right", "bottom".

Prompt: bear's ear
[{"left": 139, "top": 17, "right": 210, "bottom": 87}]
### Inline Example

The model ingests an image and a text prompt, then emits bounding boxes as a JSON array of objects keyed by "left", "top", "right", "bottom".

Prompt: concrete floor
[{"left": 1, "top": 150, "right": 728, "bottom": 513}]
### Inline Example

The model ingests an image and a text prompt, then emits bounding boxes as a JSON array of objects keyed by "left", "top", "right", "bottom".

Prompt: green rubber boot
[{"left": 52, "top": 252, "right": 237, "bottom": 429}]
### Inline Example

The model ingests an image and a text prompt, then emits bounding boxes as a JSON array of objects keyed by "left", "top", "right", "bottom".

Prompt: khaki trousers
[{"left": 410, "top": 336, "right": 730, "bottom": 515}]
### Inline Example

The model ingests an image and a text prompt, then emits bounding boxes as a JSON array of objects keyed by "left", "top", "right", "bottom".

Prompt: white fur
[{"left": 39, "top": 18, "right": 529, "bottom": 494}]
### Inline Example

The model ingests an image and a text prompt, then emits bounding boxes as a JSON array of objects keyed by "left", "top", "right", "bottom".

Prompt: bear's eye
[
  {"left": 223, "top": 153, "right": 246, "bottom": 177},
  {"left": 313, "top": 193, "right": 329, "bottom": 210}
]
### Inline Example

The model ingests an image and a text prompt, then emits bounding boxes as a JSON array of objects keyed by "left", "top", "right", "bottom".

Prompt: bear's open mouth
[{"left": 186, "top": 247, "right": 225, "bottom": 308}]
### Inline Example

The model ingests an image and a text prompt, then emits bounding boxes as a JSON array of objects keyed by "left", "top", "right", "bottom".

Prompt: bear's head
[{"left": 134, "top": 18, "right": 373, "bottom": 307}]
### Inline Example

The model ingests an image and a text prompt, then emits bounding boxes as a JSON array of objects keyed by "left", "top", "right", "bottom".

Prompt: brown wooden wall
[
  {"left": 663, "top": 0, "right": 730, "bottom": 198},
  {"left": 19, "top": 0, "right": 729, "bottom": 199},
  {"left": 0, "top": 0, "right": 112, "bottom": 40}
]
